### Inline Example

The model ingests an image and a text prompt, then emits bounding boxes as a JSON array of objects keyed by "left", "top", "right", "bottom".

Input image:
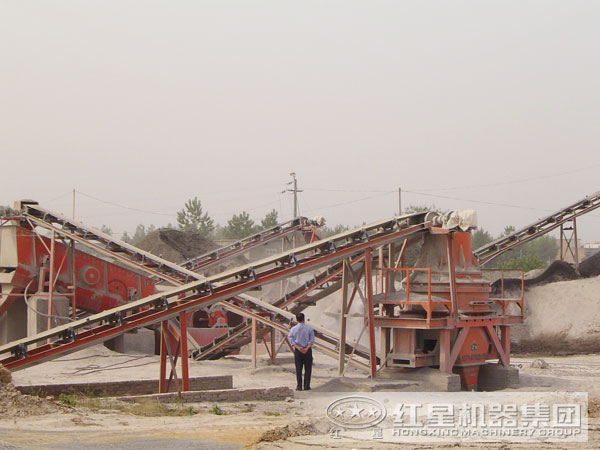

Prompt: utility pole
[
  {"left": 398, "top": 187, "right": 402, "bottom": 216},
  {"left": 283, "top": 172, "right": 303, "bottom": 218}
]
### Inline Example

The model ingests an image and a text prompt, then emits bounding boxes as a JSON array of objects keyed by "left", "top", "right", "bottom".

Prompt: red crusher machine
[
  {"left": 0, "top": 201, "right": 320, "bottom": 350},
  {"left": 375, "top": 212, "right": 524, "bottom": 390}
]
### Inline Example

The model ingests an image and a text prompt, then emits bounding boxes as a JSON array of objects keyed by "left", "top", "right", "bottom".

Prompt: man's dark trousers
[{"left": 294, "top": 348, "right": 312, "bottom": 390}]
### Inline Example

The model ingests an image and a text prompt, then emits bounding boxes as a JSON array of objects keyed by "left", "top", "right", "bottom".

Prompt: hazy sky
[{"left": 1, "top": 1, "right": 599, "bottom": 242}]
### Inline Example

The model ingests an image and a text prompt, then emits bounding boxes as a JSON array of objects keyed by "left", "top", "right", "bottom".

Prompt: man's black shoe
[
  {"left": 304, "top": 387, "right": 311, "bottom": 391},
  {"left": 296, "top": 386, "right": 303, "bottom": 391}
]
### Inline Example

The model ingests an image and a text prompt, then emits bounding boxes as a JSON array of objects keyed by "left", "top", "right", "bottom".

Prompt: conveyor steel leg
[
  {"left": 439, "top": 329, "right": 452, "bottom": 373},
  {"left": 251, "top": 318, "right": 257, "bottom": 368},
  {"left": 365, "top": 248, "right": 377, "bottom": 378},
  {"left": 500, "top": 325, "right": 510, "bottom": 366},
  {"left": 180, "top": 311, "right": 190, "bottom": 391}
]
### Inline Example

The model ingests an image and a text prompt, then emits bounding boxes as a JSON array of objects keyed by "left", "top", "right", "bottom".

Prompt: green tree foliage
[
  {"left": 0, "top": 205, "right": 15, "bottom": 216},
  {"left": 120, "top": 231, "right": 132, "bottom": 243},
  {"left": 260, "top": 209, "right": 279, "bottom": 229},
  {"left": 502, "top": 225, "right": 516, "bottom": 236},
  {"left": 497, "top": 254, "right": 546, "bottom": 272},
  {"left": 492, "top": 226, "right": 558, "bottom": 269},
  {"left": 132, "top": 224, "right": 147, "bottom": 244},
  {"left": 321, "top": 224, "right": 350, "bottom": 238},
  {"left": 404, "top": 204, "right": 442, "bottom": 214},
  {"left": 176, "top": 197, "right": 215, "bottom": 238},
  {"left": 523, "top": 235, "right": 558, "bottom": 263},
  {"left": 472, "top": 228, "right": 494, "bottom": 250},
  {"left": 223, "top": 211, "right": 255, "bottom": 239},
  {"left": 99, "top": 225, "right": 113, "bottom": 236}
]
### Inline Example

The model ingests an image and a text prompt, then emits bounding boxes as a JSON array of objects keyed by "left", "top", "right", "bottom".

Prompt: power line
[
  {"left": 401, "top": 190, "right": 551, "bottom": 212},
  {"left": 302, "top": 190, "right": 395, "bottom": 213},
  {"left": 303, "top": 187, "right": 392, "bottom": 193},
  {"left": 411, "top": 163, "right": 600, "bottom": 192},
  {"left": 76, "top": 190, "right": 175, "bottom": 217},
  {"left": 402, "top": 190, "right": 600, "bottom": 218}
]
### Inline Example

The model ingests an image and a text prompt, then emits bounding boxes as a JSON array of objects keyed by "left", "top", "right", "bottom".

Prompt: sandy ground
[{"left": 2, "top": 344, "right": 600, "bottom": 449}]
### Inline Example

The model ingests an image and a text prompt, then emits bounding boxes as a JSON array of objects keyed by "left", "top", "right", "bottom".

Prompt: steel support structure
[
  {"left": 2, "top": 210, "right": 433, "bottom": 385},
  {"left": 364, "top": 248, "right": 377, "bottom": 378},
  {"left": 559, "top": 217, "right": 580, "bottom": 270},
  {"left": 474, "top": 190, "right": 600, "bottom": 265},
  {"left": 158, "top": 312, "right": 190, "bottom": 393}
]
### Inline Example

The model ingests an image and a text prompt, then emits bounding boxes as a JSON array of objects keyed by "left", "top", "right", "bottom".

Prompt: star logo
[
  {"left": 367, "top": 407, "right": 380, "bottom": 418},
  {"left": 326, "top": 396, "right": 387, "bottom": 430},
  {"left": 348, "top": 403, "right": 364, "bottom": 418}
]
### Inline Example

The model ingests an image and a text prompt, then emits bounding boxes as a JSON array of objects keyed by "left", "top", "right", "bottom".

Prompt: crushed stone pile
[
  {"left": 511, "top": 275, "right": 600, "bottom": 355},
  {"left": 580, "top": 251, "right": 600, "bottom": 278},
  {"left": 492, "top": 251, "right": 600, "bottom": 296},
  {"left": 257, "top": 421, "right": 317, "bottom": 442},
  {"left": 136, "top": 229, "right": 247, "bottom": 274},
  {"left": 137, "top": 229, "right": 220, "bottom": 263},
  {"left": 491, "top": 260, "right": 580, "bottom": 295},
  {"left": 0, "top": 363, "right": 65, "bottom": 418}
]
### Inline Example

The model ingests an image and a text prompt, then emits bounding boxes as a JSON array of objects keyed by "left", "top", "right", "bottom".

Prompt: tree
[
  {"left": 321, "top": 224, "right": 350, "bottom": 238},
  {"left": 497, "top": 254, "right": 546, "bottom": 272},
  {"left": 132, "top": 224, "right": 147, "bottom": 244},
  {"left": 176, "top": 197, "right": 214, "bottom": 238},
  {"left": 99, "top": 225, "right": 113, "bottom": 236},
  {"left": 502, "top": 225, "right": 516, "bottom": 237},
  {"left": 404, "top": 204, "right": 443, "bottom": 214},
  {"left": 472, "top": 228, "right": 494, "bottom": 250},
  {"left": 223, "top": 211, "right": 255, "bottom": 239},
  {"left": 120, "top": 231, "right": 132, "bottom": 243},
  {"left": 492, "top": 225, "right": 558, "bottom": 268},
  {"left": 0, "top": 205, "right": 15, "bottom": 216},
  {"left": 261, "top": 209, "right": 279, "bottom": 229},
  {"left": 523, "top": 234, "right": 558, "bottom": 263}
]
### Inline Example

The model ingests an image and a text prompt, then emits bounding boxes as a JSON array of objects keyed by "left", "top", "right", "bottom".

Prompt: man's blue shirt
[{"left": 288, "top": 322, "right": 315, "bottom": 348}]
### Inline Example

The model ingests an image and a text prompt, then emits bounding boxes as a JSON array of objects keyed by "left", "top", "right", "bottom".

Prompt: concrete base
[
  {"left": 115, "top": 386, "right": 293, "bottom": 403},
  {"left": 27, "top": 295, "right": 70, "bottom": 347},
  {"left": 477, "top": 363, "right": 519, "bottom": 391},
  {"left": 105, "top": 328, "right": 157, "bottom": 354},
  {"left": 17, "top": 375, "right": 233, "bottom": 397},
  {"left": 0, "top": 297, "right": 27, "bottom": 346}
]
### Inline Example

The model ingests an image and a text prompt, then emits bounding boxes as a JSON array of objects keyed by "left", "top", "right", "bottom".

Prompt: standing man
[{"left": 287, "top": 313, "right": 315, "bottom": 391}]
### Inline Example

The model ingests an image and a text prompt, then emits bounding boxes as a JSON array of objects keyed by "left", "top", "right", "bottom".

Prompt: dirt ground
[
  {"left": 2, "top": 345, "right": 600, "bottom": 449},
  {"left": 3, "top": 271, "right": 600, "bottom": 449}
]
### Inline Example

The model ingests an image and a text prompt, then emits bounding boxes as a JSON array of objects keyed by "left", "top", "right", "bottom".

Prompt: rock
[
  {"left": 530, "top": 358, "right": 550, "bottom": 369},
  {"left": 0, "top": 364, "right": 11, "bottom": 385}
]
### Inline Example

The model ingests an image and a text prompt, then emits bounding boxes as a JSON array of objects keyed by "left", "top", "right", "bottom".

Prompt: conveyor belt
[
  {"left": 2, "top": 206, "right": 434, "bottom": 371},
  {"left": 17, "top": 202, "right": 361, "bottom": 357},
  {"left": 473, "top": 190, "right": 600, "bottom": 265},
  {"left": 179, "top": 217, "right": 318, "bottom": 274},
  {"left": 193, "top": 256, "right": 352, "bottom": 360}
]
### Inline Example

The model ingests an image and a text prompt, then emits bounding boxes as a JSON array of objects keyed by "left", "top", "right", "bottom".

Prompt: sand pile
[
  {"left": 0, "top": 363, "right": 64, "bottom": 418},
  {"left": 137, "top": 229, "right": 220, "bottom": 263},
  {"left": 511, "top": 275, "right": 600, "bottom": 354}
]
